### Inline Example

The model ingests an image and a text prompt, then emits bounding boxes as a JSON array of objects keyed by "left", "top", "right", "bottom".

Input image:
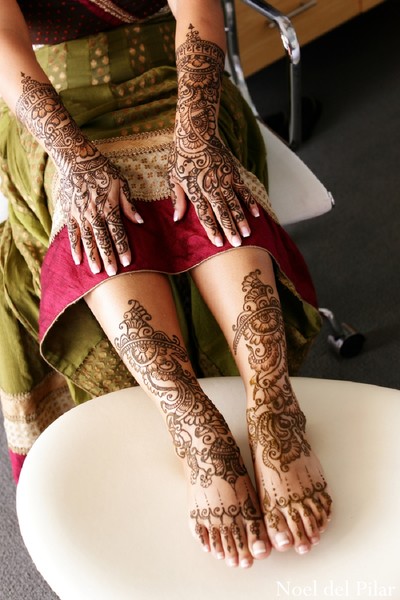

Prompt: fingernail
[
  {"left": 251, "top": 204, "right": 260, "bottom": 217},
  {"left": 275, "top": 532, "right": 291, "bottom": 548},
  {"left": 240, "top": 558, "right": 252, "bottom": 568},
  {"left": 231, "top": 235, "right": 242, "bottom": 248},
  {"left": 135, "top": 212, "right": 144, "bottom": 224},
  {"left": 297, "top": 545, "right": 310, "bottom": 555},
  {"left": 241, "top": 226, "right": 251, "bottom": 238},
  {"left": 173, "top": 209, "right": 179, "bottom": 222},
  {"left": 91, "top": 265, "right": 101, "bottom": 275},
  {"left": 73, "top": 256, "right": 81, "bottom": 266},
  {"left": 214, "top": 236, "right": 224, "bottom": 247},
  {"left": 120, "top": 255, "right": 130, "bottom": 267},
  {"left": 252, "top": 540, "right": 267, "bottom": 556},
  {"left": 106, "top": 265, "right": 117, "bottom": 276}
]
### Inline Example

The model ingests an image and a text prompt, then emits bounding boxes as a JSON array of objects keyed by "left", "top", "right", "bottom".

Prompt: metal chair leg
[
  {"left": 319, "top": 308, "right": 366, "bottom": 358},
  {"left": 222, "top": 0, "right": 302, "bottom": 148}
]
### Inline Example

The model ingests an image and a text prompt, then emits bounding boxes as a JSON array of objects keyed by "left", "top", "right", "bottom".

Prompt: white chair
[{"left": 17, "top": 376, "right": 400, "bottom": 600}]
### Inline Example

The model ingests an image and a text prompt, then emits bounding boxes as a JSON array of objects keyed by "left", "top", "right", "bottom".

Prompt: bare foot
[
  {"left": 174, "top": 389, "right": 272, "bottom": 567},
  {"left": 247, "top": 376, "right": 332, "bottom": 554}
]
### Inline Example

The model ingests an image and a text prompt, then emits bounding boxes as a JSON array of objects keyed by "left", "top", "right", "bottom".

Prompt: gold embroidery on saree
[
  {"left": 83, "top": 0, "right": 137, "bottom": 23},
  {"left": 0, "top": 372, "right": 75, "bottom": 454},
  {"left": 50, "top": 127, "right": 275, "bottom": 241}
]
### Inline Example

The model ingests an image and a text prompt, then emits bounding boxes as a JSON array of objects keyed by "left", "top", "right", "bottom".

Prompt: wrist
[{"left": 15, "top": 73, "right": 98, "bottom": 174}]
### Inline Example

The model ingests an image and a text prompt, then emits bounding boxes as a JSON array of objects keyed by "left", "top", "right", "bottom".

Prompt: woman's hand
[
  {"left": 168, "top": 128, "right": 259, "bottom": 248},
  {"left": 168, "top": 24, "right": 259, "bottom": 247},
  {"left": 15, "top": 74, "right": 142, "bottom": 275},
  {"left": 58, "top": 147, "right": 142, "bottom": 276}
]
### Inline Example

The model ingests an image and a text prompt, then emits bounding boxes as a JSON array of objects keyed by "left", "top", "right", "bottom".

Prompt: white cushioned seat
[{"left": 17, "top": 377, "right": 400, "bottom": 600}]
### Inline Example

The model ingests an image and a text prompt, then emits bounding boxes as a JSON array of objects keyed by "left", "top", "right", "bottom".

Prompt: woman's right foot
[
  {"left": 113, "top": 297, "right": 270, "bottom": 566},
  {"left": 176, "top": 391, "right": 272, "bottom": 568}
]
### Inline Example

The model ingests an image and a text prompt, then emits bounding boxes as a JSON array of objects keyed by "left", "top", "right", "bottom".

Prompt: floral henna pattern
[
  {"left": 261, "top": 470, "right": 332, "bottom": 533},
  {"left": 191, "top": 489, "right": 263, "bottom": 547},
  {"left": 16, "top": 74, "right": 132, "bottom": 263},
  {"left": 114, "top": 299, "right": 247, "bottom": 487},
  {"left": 232, "top": 270, "right": 311, "bottom": 474},
  {"left": 168, "top": 26, "right": 256, "bottom": 239}
]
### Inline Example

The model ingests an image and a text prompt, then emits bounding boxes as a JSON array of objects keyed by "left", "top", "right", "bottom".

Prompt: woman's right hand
[
  {"left": 58, "top": 148, "right": 143, "bottom": 276},
  {"left": 14, "top": 73, "right": 142, "bottom": 276}
]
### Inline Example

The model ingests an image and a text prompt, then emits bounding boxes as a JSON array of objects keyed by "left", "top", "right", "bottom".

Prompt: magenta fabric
[{"left": 39, "top": 198, "right": 318, "bottom": 342}]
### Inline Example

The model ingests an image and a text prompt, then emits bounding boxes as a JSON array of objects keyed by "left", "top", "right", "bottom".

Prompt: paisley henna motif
[
  {"left": 114, "top": 299, "right": 247, "bottom": 487},
  {"left": 233, "top": 270, "right": 311, "bottom": 474}
]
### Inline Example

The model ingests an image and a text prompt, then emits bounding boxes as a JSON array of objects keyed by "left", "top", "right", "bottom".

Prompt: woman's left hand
[{"left": 168, "top": 129, "right": 259, "bottom": 248}]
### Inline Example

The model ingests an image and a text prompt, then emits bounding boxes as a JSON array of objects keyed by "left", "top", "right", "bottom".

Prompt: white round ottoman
[{"left": 17, "top": 377, "right": 400, "bottom": 600}]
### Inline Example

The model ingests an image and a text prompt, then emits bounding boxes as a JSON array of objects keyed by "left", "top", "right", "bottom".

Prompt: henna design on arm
[
  {"left": 15, "top": 74, "right": 134, "bottom": 267},
  {"left": 114, "top": 299, "right": 247, "bottom": 488},
  {"left": 168, "top": 26, "right": 257, "bottom": 243}
]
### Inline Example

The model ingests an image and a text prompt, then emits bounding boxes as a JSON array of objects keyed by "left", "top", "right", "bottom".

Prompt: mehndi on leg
[
  {"left": 191, "top": 248, "right": 332, "bottom": 555},
  {"left": 85, "top": 272, "right": 270, "bottom": 568}
]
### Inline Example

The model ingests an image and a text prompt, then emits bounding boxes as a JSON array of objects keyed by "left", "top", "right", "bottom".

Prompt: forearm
[
  {"left": 0, "top": 1, "right": 99, "bottom": 176},
  {"left": 168, "top": 0, "right": 226, "bottom": 53},
  {"left": 0, "top": 0, "right": 50, "bottom": 108}
]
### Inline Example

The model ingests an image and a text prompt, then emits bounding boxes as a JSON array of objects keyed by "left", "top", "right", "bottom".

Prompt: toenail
[
  {"left": 297, "top": 545, "right": 310, "bottom": 555},
  {"left": 216, "top": 551, "right": 225, "bottom": 560},
  {"left": 240, "top": 558, "right": 252, "bottom": 568},
  {"left": 311, "top": 536, "right": 320, "bottom": 545},
  {"left": 275, "top": 532, "right": 291, "bottom": 548},
  {"left": 228, "top": 557, "right": 238, "bottom": 567},
  {"left": 252, "top": 540, "right": 268, "bottom": 556}
]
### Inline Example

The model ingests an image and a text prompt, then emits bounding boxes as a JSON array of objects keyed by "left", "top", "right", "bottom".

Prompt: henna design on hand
[
  {"left": 168, "top": 26, "right": 256, "bottom": 243},
  {"left": 16, "top": 74, "right": 134, "bottom": 268},
  {"left": 114, "top": 299, "right": 247, "bottom": 487},
  {"left": 232, "top": 270, "right": 311, "bottom": 474}
]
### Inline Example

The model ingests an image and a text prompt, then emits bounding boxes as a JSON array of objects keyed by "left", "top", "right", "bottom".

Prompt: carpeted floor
[{"left": 1, "top": 1, "right": 399, "bottom": 597}]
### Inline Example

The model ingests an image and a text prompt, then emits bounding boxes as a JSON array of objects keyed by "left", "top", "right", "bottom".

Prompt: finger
[
  {"left": 106, "top": 200, "right": 131, "bottom": 268},
  {"left": 212, "top": 195, "right": 242, "bottom": 248},
  {"left": 67, "top": 216, "right": 82, "bottom": 265},
  {"left": 119, "top": 177, "right": 144, "bottom": 225},
  {"left": 81, "top": 219, "right": 102, "bottom": 275},
  {"left": 223, "top": 189, "right": 252, "bottom": 240},
  {"left": 170, "top": 181, "right": 187, "bottom": 222},
  {"left": 232, "top": 170, "right": 260, "bottom": 218},
  {"left": 91, "top": 211, "right": 118, "bottom": 276},
  {"left": 192, "top": 195, "right": 224, "bottom": 247}
]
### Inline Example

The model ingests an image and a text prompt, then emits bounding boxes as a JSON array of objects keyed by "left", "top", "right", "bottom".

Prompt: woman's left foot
[{"left": 247, "top": 382, "right": 332, "bottom": 554}]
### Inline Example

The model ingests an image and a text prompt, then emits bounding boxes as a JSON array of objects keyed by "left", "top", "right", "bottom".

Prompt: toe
[
  {"left": 220, "top": 526, "right": 239, "bottom": 567},
  {"left": 299, "top": 503, "right": 321, "bottom": 546},
  {"left": 192, "top": 522, "right": 211, "bottom": 553},
  {"left": 245, "top": 520, "right": 271, "bottom": 560},
  {"left": 286, "top": 507, "right": 312, "bottom": 555},
  {"left": 230, "top": 521, "right": 254, "bottom": 568},
  {"left": 307, "top": 497, "right": 329, "bottom": 534},
  {"left": 264, "top": 509, "right": 293, "bottom": 552},
  {"left": 209, "top": 526, "right": 225, "bottom": 560}
]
